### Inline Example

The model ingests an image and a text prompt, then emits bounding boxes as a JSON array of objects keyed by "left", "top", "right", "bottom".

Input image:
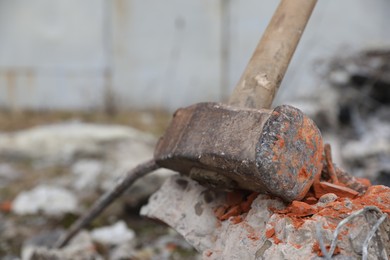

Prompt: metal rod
[
  {"left": 54, "top": 159, "right": 159, "bottom": 248},
  {"left": 362, "top": 213, "right": 388, "bottom": 260},
  {"left": 316, "top": 206, "right": 385, "bottom": 259}
]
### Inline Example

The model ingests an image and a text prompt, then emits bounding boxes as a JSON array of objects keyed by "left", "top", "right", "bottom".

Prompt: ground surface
[
  {"left": 0, "top": 109, "right": 171, "bottom": 135},
  {"left": 0, "top": 110, "right": 201, "bottom": 259}
]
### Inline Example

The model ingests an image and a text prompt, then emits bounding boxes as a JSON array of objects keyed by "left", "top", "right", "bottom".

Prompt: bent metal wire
[{"left": 315, "top": 206, "right": 388, "bottom": 260}]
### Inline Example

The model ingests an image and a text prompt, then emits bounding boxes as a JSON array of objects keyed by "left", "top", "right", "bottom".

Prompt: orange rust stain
[
  {"left": 349, "top": 185, "right": 390, "bottom": 214},
  {"left": 274, "top": 201, "right": 315, "bottom": 217},
  {"left": 356, "top": 177, "right": 372, "bottom": 188},
  {"left": 214, "top": 191, "right": 259, "bottom": 222},
  {"left": 0, "top": 201, "right": 12, "bottom": 212},
  {"left": 241, "top": 192, "right": 259, "bottom": 212},
  {"left": 365, "top": 185, "right": 388, "bottom": 195},
  {"left": 282, "top": 121, "right": 290, "bottom": 131},
  {"left": 165, "top": 243, "right": 177, "bottom": 251},
  {"left": 270, "top": 185, "right": 390, "bottom": 232},
  {"left": 272, "top": 134, "right": 286, "bottom": 162},
  {"left": 303, "top": 196, "right": 318, "bottom": 205},
  {"left": 220, "top": 205, "right": 241, "bottom": 221},
  {"left": 247, "top": 232, "right": 259, "bottom": 241},
  {"left": 312, "top": 241, "right": 340, "bottom": 257},
  {"left": 312, "top": 242, "right": 321, "bottom": 255},
  {"left": 204, "top": 250, "right": 213, "bottom": 257},
  {"left": 269, "top": 109, "right": 323, "bottom": 200},
  {"left": 337, "top": 233, "right": 345, "bottom": 241},
  {"left": 270, "top": 208, "right": 306, "bottom": 229},
  {"left": 301, "top": 116, "right": 324, "bottom": 174},
  {"left": 265, "top": 227, "right": 275, "bottom": 238},
  {"left": 278, "top": 185, "right": 390, "bottom": 231},
  {"left": 289, "top": 201, "right": 316, "bottom": 216},
  {"left": 298, "top": 167, "right": 310, "bottom": 182},
  {"left": 301, "top": 117, "right": 319, "bottom": 151},
  {"left": 273, "top": 236, "right": 282, "bottom": 245},
  {"left": 214, "top": 205, "right": 228, "bottom": 220},
  {"left": 276, "top": 134, "right": 285, "bottom": 148},
  {"left": 291, "top": 218, "right": 305, "bottom": 229},
  {"left": 264, "top": 222, "right": 285, "bottom": 244},
  {"left": 215, "top": 220, "right": 222, "bottom": 228},
  {"left": 230, "top": 215, "right": 243, "bottom": 224},
  {"left": 292, "top": 243, "right": 302, "bottom": 249}
]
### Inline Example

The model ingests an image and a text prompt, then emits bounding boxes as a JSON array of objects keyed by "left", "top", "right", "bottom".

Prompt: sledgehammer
[
  {"left": 56, "top": 0, "right": 319, "bottom": 248},
  {"left": 155, "top": 0, "right": 320, "bottom": 201}
]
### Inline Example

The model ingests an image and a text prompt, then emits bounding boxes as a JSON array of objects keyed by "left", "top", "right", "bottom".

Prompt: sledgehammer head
[{"left": 154, "top": 102, "right": 323, "bottom": 202}]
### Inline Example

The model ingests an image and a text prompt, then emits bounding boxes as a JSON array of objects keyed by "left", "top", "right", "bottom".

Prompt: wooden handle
[{"left": 228, "top": 0, "right": 317, "bottom": 109}]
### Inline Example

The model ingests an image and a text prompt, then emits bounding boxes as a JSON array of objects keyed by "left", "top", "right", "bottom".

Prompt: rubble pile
[
  {"left": 142, "top": 161, "right": 390, "bottom": 259},
  {"left": 0, "top": 122, "right": 197, "bottom": 259},
  {"left": 142, "top": 49, "right": 390, "bottom": 259},
  {"left": 304, "top": 49, "right": 390, "bottom": 183},
  {"left": 327, "top": 49, "right": 390, "bottom": 184}
]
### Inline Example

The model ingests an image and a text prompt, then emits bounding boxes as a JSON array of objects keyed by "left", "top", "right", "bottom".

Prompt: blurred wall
[{"left": 0, "top": 0, "right": 389, "bottom": 112}]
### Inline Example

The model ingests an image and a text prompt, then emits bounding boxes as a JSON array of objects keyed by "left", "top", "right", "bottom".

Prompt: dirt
[
  {"left": 0, "top": 110, "right": 201, "bottom": 258},
  {"left": 0, "top": 109, "right": 171, "bottom": 136}
]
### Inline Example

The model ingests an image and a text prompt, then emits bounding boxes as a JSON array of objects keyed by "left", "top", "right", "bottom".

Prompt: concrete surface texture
[{"left": 0, "top": 0, "right": 389, "bottom": 111}]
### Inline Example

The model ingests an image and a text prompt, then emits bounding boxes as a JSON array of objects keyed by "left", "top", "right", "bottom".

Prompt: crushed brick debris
[
  {"left": 355, "top": 177, "right": 371, "bottom": 188},
  {"left": 214, "top": 191, "right": 259, "bottom": 223},
  {"left": 303, "top": 196, "right": 318, "bottom": 205},
  {"left": 266, "top": 184, "right": 390, "bottom": 252},
  {"left": 204, "top": 250, "right": 213, "bottom": 257},
  {"left": 313, "top": 181, "right": 359, "bottom": 199},
  {"left": 265, "top": 227, "right": 275, "bottom": 239},
  {"left": 312, "top": 241, "right": 341, "bottom": 257},
  {"left": 212, "top": 143, "right": 387, "bottom": 256},
  {"left": 274, "top": 201, "right": 316, "bottom": 217},
  {"left": 0, "top": 201, "right": 12, "bottom": 212},
  {"left": 321, "top": 143, "right": 370, "bottom": 194},
  {"left": 272, "top": 185, "right": 389, "bottom": 227},
  {"left": 214, "top": 180, "right": 388, "bottom": 255}
]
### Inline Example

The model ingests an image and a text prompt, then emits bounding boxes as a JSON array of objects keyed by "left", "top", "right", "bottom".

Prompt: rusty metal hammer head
[
  {"left": 154, "top": 0, "right": 321, "bottom": 202},
  {"left": 154, "top": 102, "right": 323, "bottom": 202}
]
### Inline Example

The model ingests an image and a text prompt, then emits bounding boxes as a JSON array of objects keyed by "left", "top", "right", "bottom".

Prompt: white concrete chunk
[{"left": 12, "top": 185, "right": 78, "bottom": 216}]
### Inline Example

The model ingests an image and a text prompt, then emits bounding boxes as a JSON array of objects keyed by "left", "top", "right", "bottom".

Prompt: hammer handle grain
[{"left": 229, "top": 0, "right": 317, "bottom": 109}]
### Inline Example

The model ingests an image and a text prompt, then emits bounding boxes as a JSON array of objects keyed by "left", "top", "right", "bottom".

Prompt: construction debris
[
  {"left": 90, "top": 221, "right": 135, "bottom": 246},
  {"left": 0, "top": 122, "right": 196, "bottom": 258},
  {"left": 71, "top": 159, "right": 105, "bottom": 191},
  {"left": 0, "top": 163, "right": 21, "bottom": 189},
  {"left": 319, "top": 49, "right": 390, "bottom": 182},
  {"left": 142, "top": 175, "right": 390, "bottom": 259},
  {"left": 12, "top": 185, "right": 79, "bottom": 216},
  {"left": 22, "top": 231, "right": 100, "bottom": 260},
  {"left": 142, "top": 48, "right": 390, "bottom": 259}
]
